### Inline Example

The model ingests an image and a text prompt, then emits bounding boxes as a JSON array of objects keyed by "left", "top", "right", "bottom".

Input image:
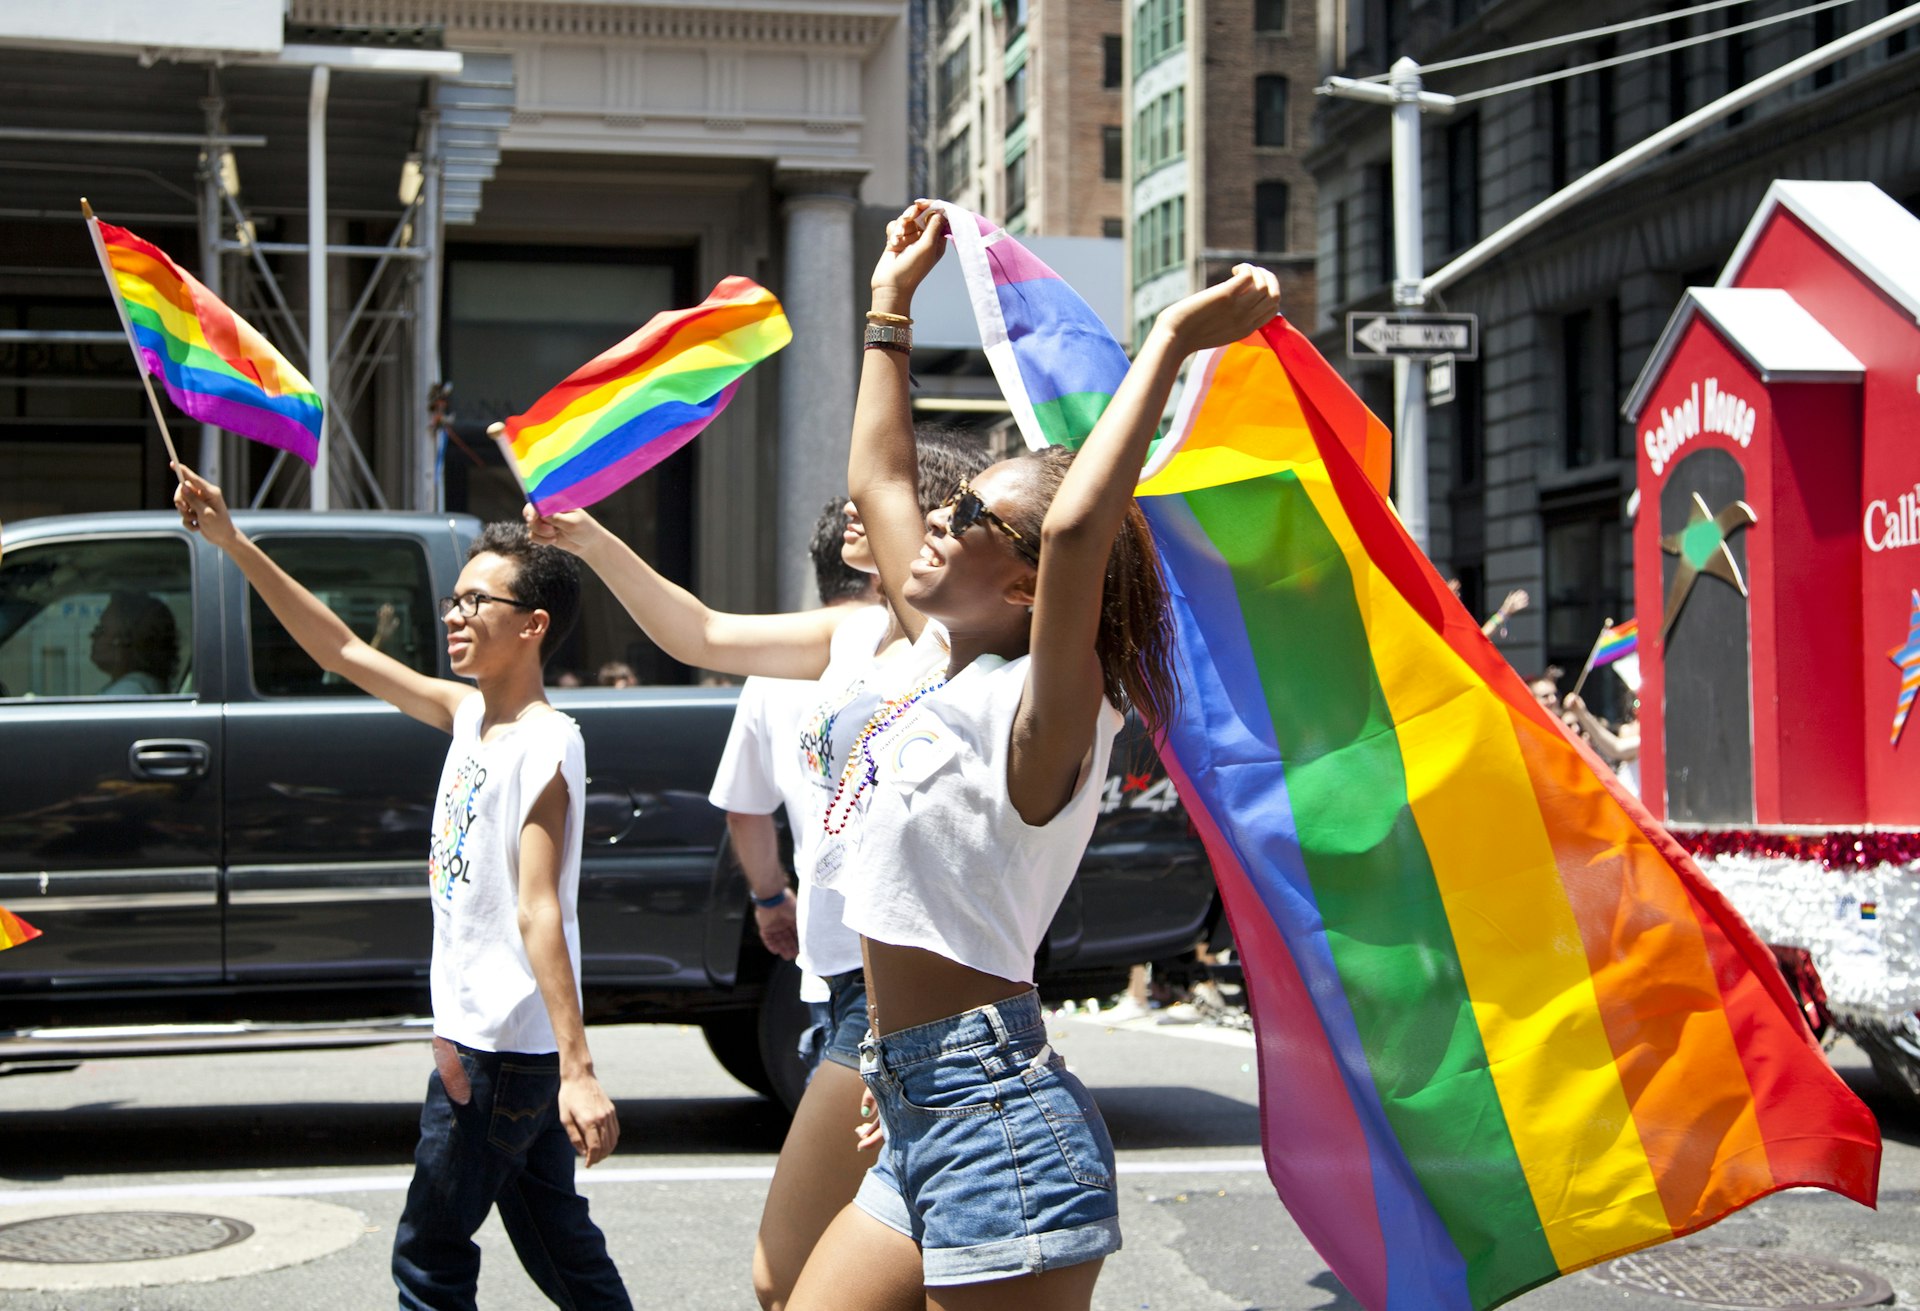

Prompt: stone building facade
[{"left": 1309, "top": 0, "right": 1920, "bottom": 708}]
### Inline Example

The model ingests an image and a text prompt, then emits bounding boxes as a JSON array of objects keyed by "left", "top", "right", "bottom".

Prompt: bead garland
[
  {"left": 821, "top": 667, "right": 948, "bottom": 835},
  {"left": 1674, "top": 827, "right": 1920, "bottom": 871}
]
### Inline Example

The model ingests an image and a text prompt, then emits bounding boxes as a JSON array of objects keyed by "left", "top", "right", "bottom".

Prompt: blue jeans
[
  {"left": 392, "top": 1041, "right": 631, "bottom": 1310},
  {"left": 855, "top": 990, "right": 1121, "bottom": 1285},
  {"left": 798, "top": 969, "right": 869, "bottom": 1074}
]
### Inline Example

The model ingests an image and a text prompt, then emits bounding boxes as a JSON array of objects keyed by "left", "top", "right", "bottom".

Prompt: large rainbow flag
[
  {"left": 499, "top": 276, "right": 791, "bottom": 514},
  {"left": 937, "top": 205, "right": 1881, "bottom": 1310},
  {"left": 88, "top": 216, "right": 323, "bottom": 464}
]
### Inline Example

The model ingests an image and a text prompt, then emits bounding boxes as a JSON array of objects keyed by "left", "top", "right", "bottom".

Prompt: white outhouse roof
[
  {"left": 1719, "top": 179, "right": 1920, "bottom": 325},
  {"left": 1622, "top": 286, "right": 1863, "bottom": 423}
]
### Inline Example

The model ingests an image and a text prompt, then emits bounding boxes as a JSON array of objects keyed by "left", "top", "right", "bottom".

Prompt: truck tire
[{"left": 700, "top": 959, "right": 813, "bottom": 1113}]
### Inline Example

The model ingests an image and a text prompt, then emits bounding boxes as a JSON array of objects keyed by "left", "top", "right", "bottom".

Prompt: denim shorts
[
  {"left": 854, "top": 989, "right": 1121, "bottom": 1285},
  {"left": 798, "top": 969, "right": 868, "bottom": 1073}
]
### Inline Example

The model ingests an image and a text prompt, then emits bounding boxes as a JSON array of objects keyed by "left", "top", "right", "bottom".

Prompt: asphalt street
[{"left": 0, "top": 1015, "right": 1914, "bottom": 1310}]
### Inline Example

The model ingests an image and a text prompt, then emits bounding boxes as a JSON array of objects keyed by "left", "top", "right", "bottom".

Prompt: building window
[
  {"left": 933, "top": 0, "right": 961, "bottom": 35},
  {"left": 1006, "top": 151, "right": 1028, "bottom": 219},
  {"left": 1255, "top": 0, "right": 1287, "bottom": 33},
  {"left": 1255, "top": 180, "right": 1290, "bottom": 252},
  {"left": 1549, "top": 75, "right": 1569, "bottom": 190},
  {"left": 1445, "top": 115, "right": 1478, "bottom": 251},
  {"left": 1595, "top": 41, "right": 1616, "bottom": 161},
  {"left": 1005, "top": 63, "right": 1029, "bottom": 129},
  {"left": 1543, "top": 506, "right": 1626, "bottom": 713},
  {"left": 1372, "top": 163, "right": 1394, "bottom": 285},
  {"left": 1334, "top": 197, "right": 1351, "bottom": 302},
  {"left": 1560, "top": 300, "right": 1621, "bottom": 468},
  {"left": 1103, "top": 125, "right": 1124, "bottom": 179},
  {"left": 1254, "top": 75, "right": 1289, "bottom": 147},
  {"left": 1134, "top": 194, "right": 1187, "bottom": 281},
  {"left": 1135, "top": 0, "right": 1187, "bottom": 75},
  {"left": 939, "top": 130, "right": 972, "bottom": 196},
  {"left": 1103, "top": 216, "right": 1124, "bottom": 238},
  {"left": 937, "top": 40, "right": 971, "bottom": 119},
  {"left": 1134, "top": 85, "right": 1186, "bottom": 173},
  {"left": 1103, "top": 34, "right": 1123, "bottom": 88},
  {"left": 1007, "top": 0, "right": 1030, "bottom": 39}
]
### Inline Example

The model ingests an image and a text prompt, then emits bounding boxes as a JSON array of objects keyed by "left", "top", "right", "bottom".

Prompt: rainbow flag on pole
[
  {"left": 938, "top": 205, "right": 1881, "bottom": 1310},
  {"left": 0, "top": 906, "right": 41, "bottom": 952},
  {"left": 499, "top": 276, "right": 791, "bottom": 515},
  {"left": 88, "top": 216, "right": 323, "bottom": 464},
  {"left": 1593, "top": 617, "right": 1639, "bottom": 667}
]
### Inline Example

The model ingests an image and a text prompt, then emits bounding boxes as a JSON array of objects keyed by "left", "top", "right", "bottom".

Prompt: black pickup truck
[{"left": 0, "top": 510, "right": 1216, "bottom": 1108}]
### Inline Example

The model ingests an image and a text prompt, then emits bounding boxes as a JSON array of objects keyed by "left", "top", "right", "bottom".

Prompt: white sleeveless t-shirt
[{"left": 808, "top": 626, "right": 1123, "bottom": 985}]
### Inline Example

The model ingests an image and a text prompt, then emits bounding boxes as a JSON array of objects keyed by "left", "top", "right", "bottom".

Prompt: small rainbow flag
[
  {"left": 0, "top": 906, "right": 41, "bottom": 952},
  {"left": 88, "top": 214, "right": 323, "bottom": 464},
  {"left": 1594, "top": 617, "right": 1640, "bottom": 667},
  {"left": 939, "top": 205, "right": 1881, "bottom": 1310},
  {"left": 499, "top": 277, "right": 791, "bottom": 514}
]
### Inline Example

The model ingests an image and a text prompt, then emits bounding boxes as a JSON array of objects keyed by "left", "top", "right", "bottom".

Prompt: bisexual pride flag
[{"left": 937, "top": 203, "right": 1880, "bottom": 1310}]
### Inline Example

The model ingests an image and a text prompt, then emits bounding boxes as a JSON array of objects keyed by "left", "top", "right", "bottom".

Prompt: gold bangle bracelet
[{"left": 865, "top": 309, "right": 913, "bottom": 325}]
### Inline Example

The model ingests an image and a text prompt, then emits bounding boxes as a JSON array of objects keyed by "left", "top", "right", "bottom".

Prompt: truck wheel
[{"left": 701, "top": 959, "right": 813, "bottom": 1114}]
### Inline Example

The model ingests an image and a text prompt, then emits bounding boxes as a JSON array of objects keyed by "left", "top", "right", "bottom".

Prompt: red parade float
[{"left": 1624, "top": 179, "right": 1920, "bottom": 1102}]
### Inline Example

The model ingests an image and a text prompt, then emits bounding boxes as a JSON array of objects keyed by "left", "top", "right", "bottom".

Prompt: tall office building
[
  {"left": 925, "top": 0, "right": 1127, "bottom": 236},
  {"left": 1124, "top": 0, "right": 1320, "bottom": 346}
]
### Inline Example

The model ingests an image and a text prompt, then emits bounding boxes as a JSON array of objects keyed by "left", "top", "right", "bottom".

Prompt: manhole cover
[
  {"left": 1589, "top": 1245, "right": 1892, "bottom": 1308},
  {"left": 0, "top": 1212, "right": 254, "bottom": 1264}
]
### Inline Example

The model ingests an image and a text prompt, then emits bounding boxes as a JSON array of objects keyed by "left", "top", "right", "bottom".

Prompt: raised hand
[
  {"left": 870, "top": 199, "right": 947, "bottom": 304},
  {"left": 523, "top": 502, "right": 608, "bottom": 561},
  {"left": 171, "top": 462, "right": 241, "bottom": 549},
  {"left": 1157, "top": 263, "right": 1283, "bottom": 354}
]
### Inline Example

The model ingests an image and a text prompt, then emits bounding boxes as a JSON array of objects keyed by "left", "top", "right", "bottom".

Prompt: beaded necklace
[{"left": 820, "top": 667, "right": 948, "bottom": 835}]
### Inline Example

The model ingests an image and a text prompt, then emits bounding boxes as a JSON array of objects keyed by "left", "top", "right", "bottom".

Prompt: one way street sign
[{"left": 1346, "top": 311, "right": 1479, "bottom": 361}]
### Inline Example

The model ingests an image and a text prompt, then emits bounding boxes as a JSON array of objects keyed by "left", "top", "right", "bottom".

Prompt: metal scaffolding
[{"left": 0, "top": 40, "right": 510, "bottom": 513}]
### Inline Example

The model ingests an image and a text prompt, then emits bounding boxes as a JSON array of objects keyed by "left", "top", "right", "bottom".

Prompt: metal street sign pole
[{"left": 1323, "top": 59, "right": 1455, "bottom": 551}]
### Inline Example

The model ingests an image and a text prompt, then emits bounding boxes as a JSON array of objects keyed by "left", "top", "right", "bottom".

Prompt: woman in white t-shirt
[
  {"left": 529, "top": 436, "right": 985, "bottom": 1311},
  {"left": 779, "top": 204, "right": 1281, "bottom": 1310}
]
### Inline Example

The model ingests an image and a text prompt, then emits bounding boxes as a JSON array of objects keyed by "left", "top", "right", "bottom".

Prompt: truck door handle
[{"left": 129, "top": 738, "right": 211, "bottom": 780}]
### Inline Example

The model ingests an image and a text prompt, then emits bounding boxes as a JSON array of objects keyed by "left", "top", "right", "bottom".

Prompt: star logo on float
[
  {"left": 1659, "top": 492, "right": 1758, "bottom": 640},
  {"left": 1889, "top": 589, "right": 1920, "bottom": 747}
]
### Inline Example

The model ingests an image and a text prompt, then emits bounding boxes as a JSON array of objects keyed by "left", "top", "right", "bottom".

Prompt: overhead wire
[
  {"left": 1449, "top": 0, "right": 1865, "bottom": 104},
  {"left": 1352, "top": 0, "right": 1858, "bottom": 81}
]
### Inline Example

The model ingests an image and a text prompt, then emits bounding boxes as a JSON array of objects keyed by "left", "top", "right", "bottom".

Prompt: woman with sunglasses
[
  {"left": 781, "top": 202, "right": 1279, "bottom": 1311},
  {"left": 525, "top": 433, "right": 985, "bottom": 1311}
]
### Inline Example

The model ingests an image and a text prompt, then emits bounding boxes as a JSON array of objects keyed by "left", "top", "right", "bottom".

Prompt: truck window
[
  {"left": 250, "top": 535, "right": 438, "bottom": 697},
  {"left": 0, "top": 536, "right": 194, "bottom": 699}
]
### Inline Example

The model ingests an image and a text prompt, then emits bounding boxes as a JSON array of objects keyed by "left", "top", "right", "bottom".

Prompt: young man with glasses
[{"left": 171, "top": 463, "right": 631, "bottom": 1311}]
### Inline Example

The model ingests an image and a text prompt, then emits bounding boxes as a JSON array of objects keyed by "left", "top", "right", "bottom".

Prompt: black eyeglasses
[
  {"left": 439, "top": 591, "right": 536, "bottom": 618},
  {"left": 942, "top": 481, "right": 1040, "bottom": 565}
]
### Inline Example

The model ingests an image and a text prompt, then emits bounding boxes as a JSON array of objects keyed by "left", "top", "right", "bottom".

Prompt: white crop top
[{"left": 810, "top": 626, "right": 1123, "bottom": 985}]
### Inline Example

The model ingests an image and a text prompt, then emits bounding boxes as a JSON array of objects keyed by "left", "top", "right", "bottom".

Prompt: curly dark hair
[
  {"left": 999, "top": 446, "right": 1179, "bottom": 730},
  {"left": 810, "top": 499, "right": 870, "bottom": 603},
  {"left": 467, "top": 522, "right": 581, "bottom": 664},
  {"left": 913, "top": 424, "right": 992, "bottom": 515}
]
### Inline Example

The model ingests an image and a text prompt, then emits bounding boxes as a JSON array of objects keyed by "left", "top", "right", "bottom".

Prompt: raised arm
[
  {"left": 847, "top": 201, "right": 948, "bottom": 645},
  {"left": 526, "top": 506, "right": 845, "bottom": 680},
  {"left": 173, "top": 463, "right": 469, "bottom": 732},
  {"left": 1009, "top": 267, "right": 1281, "bottom": 821}
]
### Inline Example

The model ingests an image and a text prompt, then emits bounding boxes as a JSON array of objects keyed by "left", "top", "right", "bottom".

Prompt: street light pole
[
  {"left": 1322, "top": 60, "right": 1455, "bottom": 552},
  {"left": 1390, "top": 58, "right": 1432, "bottom": 551}
]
